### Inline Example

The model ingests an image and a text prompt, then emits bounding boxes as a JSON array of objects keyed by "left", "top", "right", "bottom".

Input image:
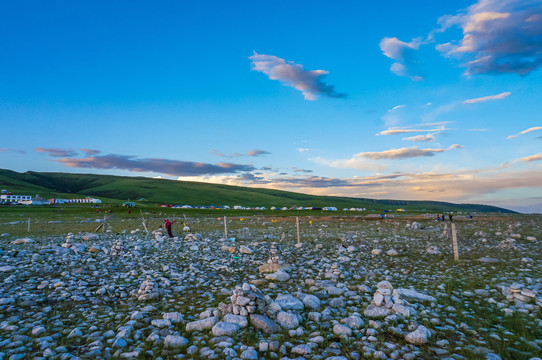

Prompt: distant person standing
[
  {"left": 437, "top": 214, "right": 440, "bottom": 222},
  {"left": 164, "top": 218, "right": 176, "bottom": 237},
  {"left": 449, "top": 213, "right": 453, "bottom": 222}
]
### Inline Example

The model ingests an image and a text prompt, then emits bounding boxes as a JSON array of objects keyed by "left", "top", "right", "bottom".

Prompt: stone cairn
[
  {"left": 259, "top": 242, "right": 289, "bottom": 273},
  {"left": 325, "top": 263, "right": 342, "bottom": 281},
  {"left": 62, "top": 233, "right": 74, "bottom": 248},
  {"left": 503, "top": 284, "right": 538, "bottom": 305},
  {"left": 406, "top": 222, "right": 421, "bottom": 230},
  {"left": 219, "top": 283, "right": 268, "bottom": 317},
  {"left": 268, "top": 242, "right": 284, "bottom": 264},
  {"left": 110, "top": 239, "right": 124, "bottom": 256},
  {"left": 497, "top": 238, "right": 517, "bottom": 250},
  {"left": 364, "top": 280, "right": 411, "bottom": 318},
  {"left": 137, "top": 276, "right": 159, "bottom": 301},
  {"left": 439, "top": 223, "right": 449, "bottom": 239},
  {"left": 426, "top": 246, "right": 442, "bottom": 255},
  {"left": 185, "top": 233, "right": 202, "bottom": 242}
]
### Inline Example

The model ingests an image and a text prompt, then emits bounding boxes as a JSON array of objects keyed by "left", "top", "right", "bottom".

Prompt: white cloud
[
  {"left": 513, "top": 153, "right": 542, "bottom": 163},
  {"left": 378, "top": 128, "right": 433, "bottom": 135},
  {"left": 437, "top": 0, "right": 542, "bottom": 75},
  {"left": 355, "top": 144, "right": 462, "bottom": 160},
  {"left": 377, "top": 124, "right": 448, "bottom": 136},
  {"left": 210, "top": 149, "right": 271, "bottom": 158},
  {"left": 382, "top": 0, "right": 542, "bottom": 77},
  {"left": 380, "top": 37, "right": 424, "bottom": 81},
  {"left": 249, "top": 52, "right": 345, "bottom": 100},
  {"left": 449, "top": 144, "right": 464, "bottom": 149},
  {"left": 463, "top": 91, "right": 511, "bottom": 104},
  {"left": 390, "top": 104, "right": 406, "bottom": 111},
  {"left": 298, "top": 148, "right": 310, "bottom": 152},
  {"left": 311, "top": 156, "right": 387, "bottom": 172},
  {"left": 507, "top": 126, "right": 542, "bottom": 139},
  {"left": 402, "top": 134, "right": 436, "bottom": 142}
]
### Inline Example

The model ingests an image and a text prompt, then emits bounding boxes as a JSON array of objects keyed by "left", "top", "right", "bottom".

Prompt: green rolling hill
[{"left": 0, "top": 168, "right": 515, "bottom": 213}]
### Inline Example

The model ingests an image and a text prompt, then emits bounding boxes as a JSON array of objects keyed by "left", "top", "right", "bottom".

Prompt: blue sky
[{"left": 1, "top": 0, "right": 541, "bottom": 212}]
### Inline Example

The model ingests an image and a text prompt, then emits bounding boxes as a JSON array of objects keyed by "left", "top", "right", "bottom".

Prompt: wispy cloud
[
  {"left": 297, "top": 148, "right": 310, "bottom": 153},
  {"left": 513, "top": 153, "right": 542, "bottom": 163},
  {"left": 436, "top": 0, "right": 542, "bottom": 75},
  {"left": 378, "top": 128, "right": 438, "bottom": 135},
  {"left": 246, "top": 149, "right": 270, "bottom": 157},
  {"left": 311, "top": 156, "right": 387, "bottom": 172},
  {"left": 507, "top": 126, "right": 542, "bottom": 139},
  {"left": 52, "top": 153, "right": 255, "bottom": 176},
  {"left": 390, "top": 104, "right": 406, "bottom": 111},
  {"left": 463, "top": 92, "right": 511, "bottom": 104},
  {"left": 402, "top": 134, "right": 436, "bottom": 142},
  {"left": 210, "top": 149, "right": 270, "bottom": 158},
  {"left": 291, "top": 167, "right": 313, "bottom": 173},
  {"left": 356, "top": 144, "right": 462, "bottom": 160},
  {"left": 377, "top": 123, "right": 449, "bottom": 136},
  {"left": 81, "top": 148, "right": 101, "bottom": 155},
  {"left": 379, "top": 37, "right": 424, "bottom": 81},
  {"left": 35, "top": 147, "right": 78, "bottom": 157},
  {"left": 0, "top": 148, "right": 26, "bottom": 154},
  {"left": 249, "top": 52, "right": 346, "bottom": 100}
]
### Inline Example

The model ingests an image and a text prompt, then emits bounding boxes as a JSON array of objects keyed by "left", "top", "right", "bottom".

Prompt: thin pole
[
  {"left": 451, "top": 223, "right": 459, "bottom": 261},
  {"left": 224, "top": 216, "right": 228, "bottom": 239},
  {"left": 27, "top": 218, "right": 30, "bottom": 232},
  {"left": 140, "top": 210, "right": 149, "bottom": 234},
  {"left": 296, "top": 217, "right": 301, "bottom": 246}
]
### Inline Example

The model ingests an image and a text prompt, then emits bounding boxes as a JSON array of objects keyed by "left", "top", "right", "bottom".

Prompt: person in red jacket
[{"left": 164, "top": 218, "right": 176, "bottom": 237}]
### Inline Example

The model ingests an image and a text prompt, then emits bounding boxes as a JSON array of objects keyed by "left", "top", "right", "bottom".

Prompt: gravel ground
[{"left": 1, "top": 215, "right": 541, "bottom": 360}]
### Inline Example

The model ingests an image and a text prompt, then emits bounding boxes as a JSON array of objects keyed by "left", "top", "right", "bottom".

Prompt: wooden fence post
[
  {"left": 224, "top": 216, "right": 228, "bottom": 239},
  {"left": 451, "top": 222, "right": 459, "bottom": 261},
  {"left": 296, "top": 217, "right": 301, "bottom": 246}
]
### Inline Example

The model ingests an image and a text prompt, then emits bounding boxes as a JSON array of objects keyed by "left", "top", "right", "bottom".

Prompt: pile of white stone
[
  {"left": 259, "top": 242, "right": 289, "bottom": 273},
  {"left": 503, "top": 284, "right": 539, "bottom": 308},
  {"left": 364, "top": 280, "right": 411, "bottom": 318},
  {"left": 137, "top": 276, "right": 159, "bottom": 301},
  {"left": 184, "top": 233, "right": 202, "bottom": 241},
  {"left": 426, "top": 246, "right": 442, "bottom": 255},
  {"left": 268, "top": 242, "right": 283, "bottom": 264},
  {"left": 406, "top": 222, "right": 421, "bottom": 230},
  {"left": 325, "top": 263, "right": 342, "bottom": 281},
  {"left": 219, "top": 283, "right": 269, "bottom": 317},
  {"left": 497, "top": 238, "right": 517, "bottom": 250},
  {"left": 110, "top": 239, "right": 124, "bottom": 256},
  {"left": 62, "top": 233, "right": 74, "bottom": 248}
]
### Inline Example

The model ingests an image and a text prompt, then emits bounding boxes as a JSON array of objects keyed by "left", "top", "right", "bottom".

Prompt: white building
[
  {"left": 0, "top": 193, "right": 32, "bottom": 204},
  {"left": 50, "top": 197, "right": 102, "bottom": 204}
]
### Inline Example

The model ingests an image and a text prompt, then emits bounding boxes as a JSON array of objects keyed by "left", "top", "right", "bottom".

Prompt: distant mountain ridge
[{"left": 0, "top": 168, "right": 516, "bottom": 213}]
